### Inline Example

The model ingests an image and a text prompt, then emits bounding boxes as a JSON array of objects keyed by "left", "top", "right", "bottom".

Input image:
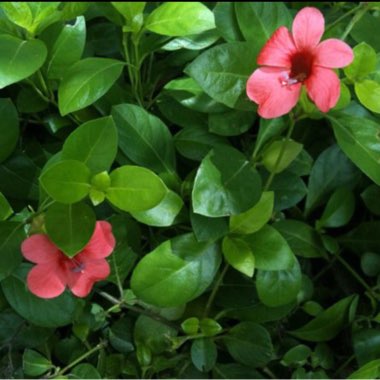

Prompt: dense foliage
[{"left": 1, "top": 2, "right": 380, "bottom": 379}]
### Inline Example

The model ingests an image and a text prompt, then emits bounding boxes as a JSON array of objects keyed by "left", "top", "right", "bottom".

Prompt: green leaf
[
  {"left": 339, "top": 222, "right": 380, "bottom": 253},
  {"left": 62, "top": 2, "right": 90, "bottom": 20},
  {"left": 351, "top": 13, "right": 380, "bottom": 52},
  {"left": 0, "top": 98, "right": 19, "bottom": 163},
  {"left": 182, "top": 318, "right": 199, "bottom": 335},
  {"left": 58, "top": 58, "right": 124, "bottom": 115},
  {"left": 355, "top": 79, "right": 380, "bottom": 114},
  {"left": 71, "top": 364, "right": 101, "bottom": 379},
  {"left": 281, "top": 345, "right": 312, "bottom": 367},
  {"left": 191, "top": 338, "right": 217, "bottom": 372},
  {"left": 191, "top": 212, "right": 229, "bottom": 242},
  {"left": 256, "top": 258, "right": 302, "bottom": 307},
  {"left": 185, "top": 42, "right": 259, "bottom": 108},
  {"left": 262, "top": 139, "right": 303, "bottom": 174},
  {"left": 353, "top": 329, "right": 380, "bottom": 367},
  {"left": 243, "top": 225, "right": 295, "bottom": 271},
  {"left": 318, "top": 188, "right": 355, "bottom": 228},
  {"left": 274, "top": 220, "right": 325, "bottom": 258},
  {"left": 162, "top": 29, "right": 220, "bottom": 51},
  {"left": 62, "top": 116, "right": 118, "bottom": 174},
  {"left": 208, "top": 110, "right": 255, "bottom": 137},
  {"left": 330, "top": 114, "right": 380, "bottom": 185},
  {"left": 46, "top": 16, "right": 86, "bottom": 79},
  {"left": 131, "top": 234, "right": 220, "bottom": 307},
  {"left": 112, "top": 104, "right": 176, "bottom": 174},
  {"left": 145, "top": 2, "right": 215, "bottom": 37},
  {"left": 40, "top": 160, "right": 91, "bottom": 204},
  {"left": 192, "top": 146, "right": 262, "bottom": 217},
  {"left": 131, "top": 190, "right": 183, "bottom": 227},
  {"left": 214, "top": 2, "right": 243, "bottom": 42},
  {"left": 106, "top": 165, "right": 166, "bottom": 212},
  {"left": 0, "top": 193, "right": 13, "bottom": 220},
  {"left": 361, "top": 185, "right": 380, "bottom": 215},
  {"left": 230, "top": 191, "right": 274, "bottom": 235},
  {"left": 1, "top": 2, "right": 33, "bottom": 31},
  {"left": 348, "top": 359, "right": 380, "bottom": 379},
  {"left": 222, "top": 236, "right": 255, "bottom": 277},
  {"left": 112, "top": 2, "right": 145, "bottom": 32},
  {"left": 45, "top": 202, "right": 96, "bottom": 257},
  {"left": 1, "top": 264, "right": 79, "bottom": 327},
  {"left": 306, "top": 145, "right": 360, "bottom": 213},
  {"left": 174, "top": 125, "right": 227, "bottom": 161},
  {"left": 0, "top": 35, "right": 47, "bottom": 89},
  {"left": 235, "top": 2, "right": 291, "bottom": 46},
  {"left": 344, "top": 42, "right": 377, "bottom": 81},
  {"left": 224, "top": 322, "right": 273, "bottom": 368},
  {"left": 0, "top": 222, "right": 24, "bottom": 281},
  {"left": 290, "top": 295, "right": 356, "bottom": 342},
  {"left": 361, "top": 252, "right": 380, "bottom": 277},
  {"left": 200, "top": 318, "right": 222, "bottom": 337},
  {"left": 23, "top": 349, "right": 53, "bottom": 377}
]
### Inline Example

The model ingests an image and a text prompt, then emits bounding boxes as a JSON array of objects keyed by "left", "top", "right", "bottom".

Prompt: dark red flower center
[{"left": 289, "top": 51, "right": 314, "bottom": 82}]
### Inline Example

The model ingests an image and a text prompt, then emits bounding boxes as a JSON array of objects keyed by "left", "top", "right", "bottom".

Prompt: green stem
[
  {"left": 335, "top": 255, "right": 379, "bottom": 301},
  {"left": 325, "top": 4, "right": 362, "bottom": 33},
  {"left": 263, "top": 115, "right": 296, "bottom": 192},
  {"left": 203, "top": 264, "right": 229, "bottom": 318},
  {"left": 54, "top": 342, "right": 105, "bottom": 377},
  {"left": 333, "top": 354, "right": 355, "bottom": 378},
  {"left": 340, "top": 4, "right": 369, "bottom": 41}
]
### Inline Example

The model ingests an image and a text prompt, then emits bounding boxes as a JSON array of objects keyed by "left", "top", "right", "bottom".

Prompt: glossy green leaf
[
  {"left": 208, "top": 110, "right": 255, "bottom": 137},
  {"left": 0, "top": 35, "right": 47, "bottom": 89},
  {"left": 182, "top": 318, "right": 199, "bottom": 335},
  {"left": 185, "top": 42, "right": 259, "bottom": 108},
  {"left": 200, "top": 318, "right": 222, "bottom": 337},
  {"left": 222, "top": 236, "right": 255, "bottom": 277},
  {"left": 23, "top": 349, "right": 53, "bottom": 377},
  {"left": 162, "top": 29, "right": 220, "bottom": 51},
  {"left": 361, "top": 185, "right": 380, "bottom": 215},
  {"left": 40, "top": 160, "right": 91, "bottom": 204},
  {"left": 290, "top": 295, "right": 356, "bottom": 342},
  {"left": 112, "top": 103, "right": 176, "bottom": 174},
  {"left": 71, "top": 364, "right": 101, "bottom": 379},
  {"left": 112, "top": 2, "right": 145, "bottom": 32},
  {"left": 0, "top": 98, "right": 19, "bottom": 163},
  {"left": 243, "top": 225, "right": 295, "bottom": 271},
  {"left": 344, "top": 42, "right": 377, "bottom": 81},
  {"left": 0, "top": 193, "right": 12, "bottom": 221},
  {"left": 46, "top": 16, "right": 86, "bottom": 79},
  {"left": 214, "top": 2, "right": 243, "bottom": 42},
  {"left": 45, "top": 202, "right": 96, "bottom": 257},
  {"left": 361, "top": 252, "right": 380, "bottom": 277},
  {"left": 58, "top": 58, "right": 124, "bottom": 115},
  {"left": 235, "top": 2, "right": 291, "bottom": 46},
  {"left": 306, "top": 145, "right": 360, "bottom": 213},
  {"left": 318, "top": 188, "right": 355, "bottom": 228},
  {"left": 330, "top": 114, "right": 380, "bottom": 185},
  {"left": 192, "top": 146, "right": 262, "bottom": 217},
  {"left": 191, "top": 338, "right": 217, "bottom": 372},
  {"left": 1, "top": 2, "right": 33, "bottom": 31},
  {"left": 62, "top": 2, "right": 90, "bottom": 20},
  {"left": 62, "top": 116, "right": 118, "bottom": 174},
  {"left": 145, "top": 2, "right": 215, "bottom": 36},
  {"left": 262, "top": 140, "right": 303, "bottom": 174},
  {"left": 0, "top": 222, "right": 24, "bottom": 281},
  {"left": 131, "top": 190, "right": 183, "bottom": 227},
  {"left": 1, "top": 265, "right": 79, "bottom": 327},
  {"left": 256, "top": 258, "right": 302, "bottom": 307},
  {"left": 353, "top": 329, "right": 380, "bottom": 367},
  {"left": 106, "top": 165, "right": 166, "bottom": 212},
  {"left": 281, "top": 345, "right": 312, "bottom": 367},
  {"left": 131, "top": 234, "right": 220, "bottom": 307},
  {"left": 224, "top": 322, "right": 273, "bottom": 368},
  {"left": 191, "top": 212, "right": 229, "bottom": 242},
  {"left": 348, "top": 359, "right": 380, "bottom": 379},
  {"left": 274, "top": 220, "right": 325, "bottom": 258},
  {"left": 355, "top": 79, "right": 380, "bottom": 114},
  {"left": 230, "top": 191, "right": 274, "bottom": 235}
]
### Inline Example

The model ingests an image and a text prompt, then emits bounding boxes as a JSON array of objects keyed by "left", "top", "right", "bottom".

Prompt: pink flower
[
  {"left": 21, "top": 221, "right": 116, "bottom": 299},
  {"left": 246, "top": 7, "right": 353, "bottom": 119}
]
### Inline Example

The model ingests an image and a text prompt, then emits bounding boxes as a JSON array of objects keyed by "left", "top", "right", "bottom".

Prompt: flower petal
[
  {"left": 246, "top": 67, "right": 302, "bottom": 119},
  {"left": 27, "top": 263, "right": 66, "bottom": 299},
  {"left": 257, "top": 26, "right": 296, "bottom": 68},
  {"left": 292, "top": 7, "right": 324, "bottom": 50},
  {"left": 69, "top": 260, "right": 110, "bottom": 298},
  {"left": 305, "top": 67, "right": 340, "bottom": 112},
  {"left": 314, "top": 38, "right": 354, "bottom": 68},
  {"left": 82, "top": 221, "right": 115, "bottom": 259},
  {"left": 21, "top": 234, "right": 61, "bottom": 264}
]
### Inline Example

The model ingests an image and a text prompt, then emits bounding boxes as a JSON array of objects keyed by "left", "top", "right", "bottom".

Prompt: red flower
[
  {"left": 21, "top": 221, "right": 116, "bottom": 299},
  {"left": 246, "top": 7, "right": 354, "bottom": 119}
]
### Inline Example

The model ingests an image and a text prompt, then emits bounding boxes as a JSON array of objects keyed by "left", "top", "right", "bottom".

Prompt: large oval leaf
[
  {"left": 58, "top": 58, "right": 124, "bottom": 115},
  {"left": 131, "top": 234, "right": 221, "bottom": 307},
  {"left": 0, "top": 35, "right": 47, "bottom": 89}
]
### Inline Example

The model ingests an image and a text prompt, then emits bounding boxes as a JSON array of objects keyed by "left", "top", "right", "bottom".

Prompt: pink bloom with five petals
[
  {"left": 246, "top": 7, "right": 354, "bottom": 119},
  {"left": 21, "top": 221, "right": 115, "bottom": 299}
]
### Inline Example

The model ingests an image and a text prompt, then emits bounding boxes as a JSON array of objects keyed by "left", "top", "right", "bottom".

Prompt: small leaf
[
  {"left": 23, "top": 349, "right": 53, "bottom": 377},
  {"left": 191, "top": 338, "right": 217, "bottom": 372},
  {"left": 181, "top": 317, "right": 199, "bottom": 335},
  {"left": 0, "top": 193, "right": 13, "bottom": 221},
  {"left": 344, "top": 42, "right": 377, "bottom": 81},
  {"left": 355, "top": 79, "right": 380, "bottom": 114}
]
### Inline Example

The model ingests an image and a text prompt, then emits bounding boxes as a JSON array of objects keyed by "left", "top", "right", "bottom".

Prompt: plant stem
[
  {"left": 340, "top": 3, "right": 369, "bottom": 41},
  {"left": 263, "top": 115, "right": 296, "bottom": 191},
  {"left": 54, "top": 342, "right": 105, "bottom": 376},
  {"left": 203, "top": 264, "right": 229, "bottom": 318},
  {"left": 333, "top": 354, "right": 355, "bottom": 378},
  {"left": 325, "top": 4, "right": 362, "bottom": 33}
]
